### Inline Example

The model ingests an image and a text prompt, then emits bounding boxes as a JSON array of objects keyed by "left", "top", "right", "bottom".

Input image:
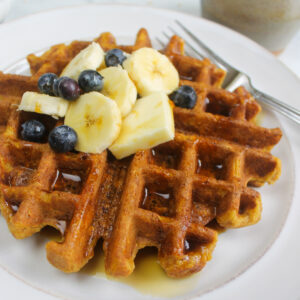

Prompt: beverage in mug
[{"left": 202, "top": 0, "right": 300, "bottom": 54}]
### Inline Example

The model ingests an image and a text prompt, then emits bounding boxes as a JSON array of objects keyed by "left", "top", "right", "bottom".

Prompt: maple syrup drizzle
[
  {"left": 39, "top": 226, "right": 63, "bottom": 242},
  {"left": 196, "top": 158, "right": 224, "bottom": 179},
  {"left": 11, "top": 204, "right": 19, "bottom": 212},
  {"left": 141, "top": 186, "right": 173, "bottom": 217},
  {"left": 142, "top": 188, "right": 171, "bottom": 205},
  {"left": 151, "top": 148, "right": 181, "bottom": 170},
  {"left": 205, "top": 96, "right": 232, "bottom": 117},
  {"left": 197, "top": 158, "right": 202, "bottom": 173},
  {"left": 153, "top": 191, "right": 170, "bottom": 199},
  {"left": 56, "top": 220, "right": 67, "bottom": 235},
  {"left": 51, "top": 169, "right": 83, "bottom": 194},
  {"left": 7, "top": 166, "right": 35, "bottom": 187},
  {"left": 81, "top": 246, "right": 200, "bottom": 297}
]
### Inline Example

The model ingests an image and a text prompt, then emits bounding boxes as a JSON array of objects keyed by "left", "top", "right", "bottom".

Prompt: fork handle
[
  {"left": 226, "top": 73, "right": 300, "bottom": 124},
  {"left": 250, "top": 87, "right": 300, "bottom": 124}
]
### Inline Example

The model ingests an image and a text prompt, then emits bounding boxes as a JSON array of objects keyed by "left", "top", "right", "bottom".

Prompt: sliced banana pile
[
  {"left": 123, "top": 47, "right": 179, "bottom": 96},
  {"left": 110, "top": 92, "right": 174, "bottom": 159},
  {"left": 100, "top": 66, "right": 137, "bottom": 117},
  {"left": 65, "top": 92, "right": 122, "bottom": 153},
  {"left": 18, "top": 42, "right": 179, "bottom": 158}
]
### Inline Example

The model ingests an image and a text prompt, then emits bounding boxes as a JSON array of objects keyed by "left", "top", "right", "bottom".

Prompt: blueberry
[
  {"left": 78, "top": 70, "right": 104, "bottom": 93},
  {"left": 48, "top": 125, "right": 77, "bottom": 153},
  {"left": 105, "top": 49, "right": 126, "bottom": 67},
  {"left": 169, "top": 85, "right": 197, "bottom": 109},
  {"left": 21, "top": 120, "right": 46, "bottom": 142},
  {"left": 57, "top": 77, "right": 80, "bottom": 101},
  {"left": 53, "top": 76, "right": 68, "bottom": 97},
  {"left": 38, "top": 73, "right": 58, "bottom": 95}
]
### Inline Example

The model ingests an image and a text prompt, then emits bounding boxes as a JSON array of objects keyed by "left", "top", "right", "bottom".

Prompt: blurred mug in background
[
  {"left": 202, "top": 0, "right": 300, "bottom": 54},
  {"left": 0, "top": 0, "right": 13, "bottom": 23}
]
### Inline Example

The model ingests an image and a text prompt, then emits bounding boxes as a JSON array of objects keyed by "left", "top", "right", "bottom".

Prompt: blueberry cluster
[
  {"left": 38, "top": 70, "right": 104, "bottom": 101},
  {"left": 38, "top": 48, "right": 126, "bottom": 101},
  {"left": 22, "top": 49, "right": 128, "bottom": 153},
  {"left": 21, "top": 120, "right": 77, "bottom": 153},
  {"left": 35, "top": 69, "right": 105, "bottom": 152}
]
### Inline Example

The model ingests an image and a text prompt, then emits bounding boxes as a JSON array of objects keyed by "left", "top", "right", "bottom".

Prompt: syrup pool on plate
[{"left": 81, "top": 244, "right": 201, "bottom": 298}]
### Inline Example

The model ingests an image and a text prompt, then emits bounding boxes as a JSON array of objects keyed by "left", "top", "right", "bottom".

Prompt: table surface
[
  {"left": 3, "top": 0, "right": 300, "bottom": 78},
  {"left": 0, "top": 1, "right": 299, "bottom": 300}
]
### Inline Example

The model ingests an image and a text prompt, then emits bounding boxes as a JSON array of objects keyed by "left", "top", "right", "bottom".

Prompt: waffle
[
  {"left": 0, "top": 29, "right": 281, "bottom": 278},
  {"left": 27, "top": 28, "right": 151, "bottom": 77}
]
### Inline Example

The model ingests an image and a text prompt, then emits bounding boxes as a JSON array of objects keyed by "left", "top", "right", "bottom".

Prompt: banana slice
[
  {"left": 100, "top": 66, "right": 137, "bottom": 117},
  {"left": 18, "top": 91, "right": 69, "bottom": 118},
  {"left": 123, "top": 47, "right": 179, "bottom": 97},
  {"left": 61, "top": 42, "right": 104, "bottom": 80},
  {"left": 109, "top": 92, "right": 174, "bottom": 159},
  {"left": 64, "top": 92, "right": 121, "bottom": 154}
]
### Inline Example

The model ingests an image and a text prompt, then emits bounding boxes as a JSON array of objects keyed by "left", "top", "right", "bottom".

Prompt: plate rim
[
  {"left": 1, "top": 2, "right": 300, "bottom": 84},
  {"left": 0, "top": 3, "right": 296, "bottom": 300}
]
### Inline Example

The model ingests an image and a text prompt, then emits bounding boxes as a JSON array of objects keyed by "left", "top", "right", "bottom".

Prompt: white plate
[{"left": 0, "top": 4, "right": 299, "bottom": 300}]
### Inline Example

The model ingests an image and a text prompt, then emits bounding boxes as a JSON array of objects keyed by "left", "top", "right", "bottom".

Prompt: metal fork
[{"left": 157, "top": 20, "right": 300, "bottom": 124}]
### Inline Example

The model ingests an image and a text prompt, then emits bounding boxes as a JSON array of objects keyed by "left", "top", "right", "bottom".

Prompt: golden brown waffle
[
  {"left": 27, "top": 28, "right": 151, "bottom": 77},
  {"left": 0, "top": 72, "right": 38, "bottom": 134},
  {"left": 0, "top": 29, "right": 281, "bottom": 278}
]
